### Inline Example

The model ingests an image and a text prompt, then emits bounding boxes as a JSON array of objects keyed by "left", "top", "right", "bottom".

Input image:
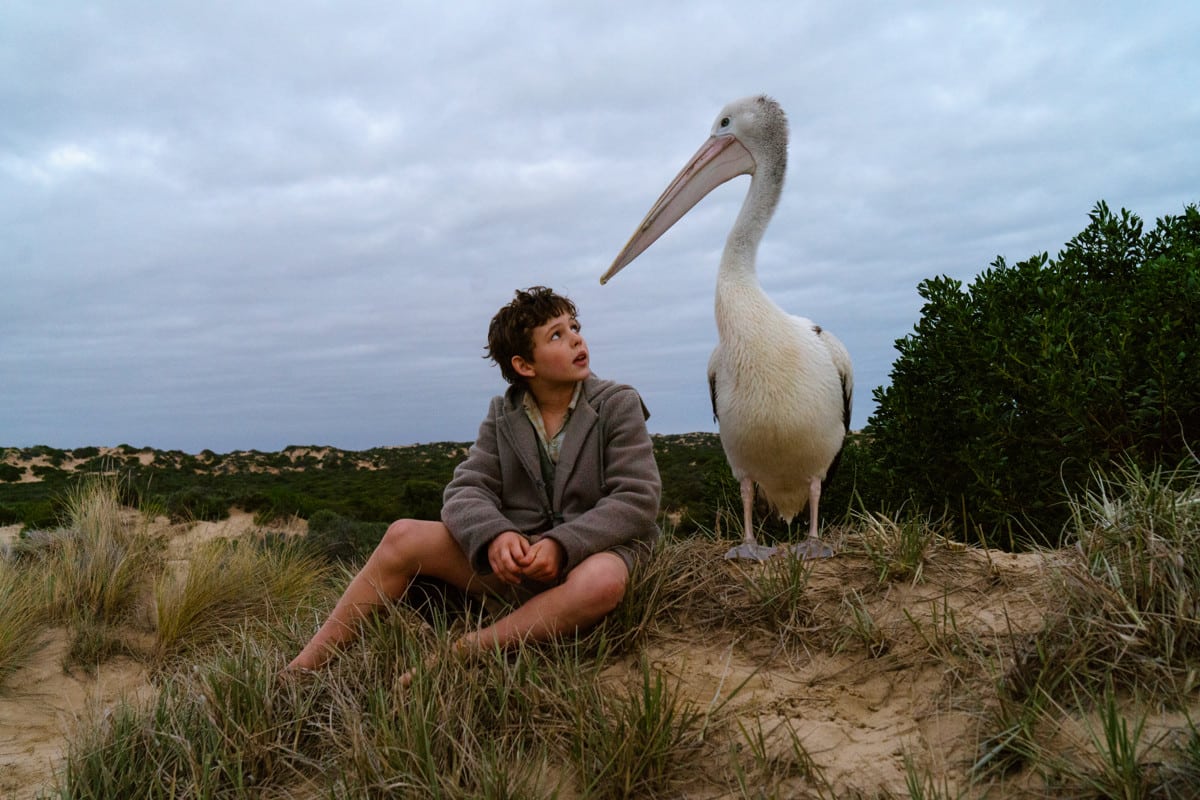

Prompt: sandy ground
[
  {"left": 0, "top": 507, "right": 1061, "bottom": 798},
  {"left": 0, "top": 632, "right": 149, "bottom": 800},
  {"left": 0, "top": 511, "right": 298, "bottom": 799}
]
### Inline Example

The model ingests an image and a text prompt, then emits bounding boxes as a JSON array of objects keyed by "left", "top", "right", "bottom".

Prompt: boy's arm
[
  {"left": 545, "top": 387, "right": 662, "bottom": 572},
  {"left": 441, "top": 398, "right": 526, "bottom": 572}
]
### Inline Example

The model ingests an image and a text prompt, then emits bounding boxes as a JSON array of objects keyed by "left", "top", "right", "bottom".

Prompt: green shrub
[
  {"left": 395, "top": 478, "right": 444, "bottom": 521},
  {"left": 304, "top": 509, "right": 386, "bottom": 563},
  {"left": 31, "top": 464, "right": 66, "bottom": 481},
  {"left": 165, "top": 485, "right": 230, "bottom": 521},
  {"left": 21, "top": 500, "right": 57, "bottom": 530},
  {"left": 30, "top": 446, "right": 68, "bottom": 467},
  {"left": 0, "top": 463, "right": 22, "bottom": 483},
  {"left": 868, "top": 201, "right": 1200, "bottom": 547}
]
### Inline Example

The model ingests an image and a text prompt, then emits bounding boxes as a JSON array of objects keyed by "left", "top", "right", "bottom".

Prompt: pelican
[{"left": 601, "top": 95, "right": 853, "bottom": 561}]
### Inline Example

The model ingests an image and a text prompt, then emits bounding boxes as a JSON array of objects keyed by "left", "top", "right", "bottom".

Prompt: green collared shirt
[
  {"left": 522, "top": 382, "right": 582, "bottom": 513},
  {"left": 521, "top": 381, "right": 582, "bottom": 465}
]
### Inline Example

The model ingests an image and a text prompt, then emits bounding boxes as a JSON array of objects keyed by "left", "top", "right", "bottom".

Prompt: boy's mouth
[{"left": 574, "top": 351, "right": 589, "bottom": 366}]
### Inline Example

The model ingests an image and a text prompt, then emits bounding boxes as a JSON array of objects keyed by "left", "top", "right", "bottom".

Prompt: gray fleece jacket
[{"left": 441, "top": 375, "right": 661, "bottom": 575}]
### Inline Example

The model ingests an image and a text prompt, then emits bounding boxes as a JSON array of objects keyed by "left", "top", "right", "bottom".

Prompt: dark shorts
[{"left": 524, "top": 532, "right": 652, "bottom": 577}]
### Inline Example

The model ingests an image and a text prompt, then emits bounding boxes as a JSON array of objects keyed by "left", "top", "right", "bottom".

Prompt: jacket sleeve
[
  {"left": 440, "top": 397, "right": 520, "bottom": 571},
  {"left": 545, "top": 387, "right": 662, "bottom": 572}
]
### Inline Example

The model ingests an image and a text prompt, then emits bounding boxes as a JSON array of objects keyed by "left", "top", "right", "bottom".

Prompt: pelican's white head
[
  {"left": 710, "top": 95, "right": 788, "bottom": 184},
  {"left": 600, "top": 94, "right": 787, "bottom": 285}
]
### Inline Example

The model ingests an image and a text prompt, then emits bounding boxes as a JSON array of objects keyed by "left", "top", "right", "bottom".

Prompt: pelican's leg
[
  {"left": 741, "top": 477, "right": 755, "bottom": 545},
  {"left": 782, "top": 479, "right": 830, "bottom": 561},
  {"left": 724, "top": 477, "right": 777, "bottom": 561},
  {"left": 788, "top": 477, "right": 835, "bottom": 560},
  {"left": 808, "top": 476, "right": 821, "bottom": 539}
]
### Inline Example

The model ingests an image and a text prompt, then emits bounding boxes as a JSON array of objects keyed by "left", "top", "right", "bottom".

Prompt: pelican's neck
[{"left": 716, "top": 164, "right": 785, "bottom": 335}]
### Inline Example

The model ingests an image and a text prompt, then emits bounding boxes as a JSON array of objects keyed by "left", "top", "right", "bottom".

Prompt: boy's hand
[
  {"left": 520, "top": 537, "right": 565, "bottom": 583},
  {"left": 488, "top": 531, "right": 529, "bottom": 585}
]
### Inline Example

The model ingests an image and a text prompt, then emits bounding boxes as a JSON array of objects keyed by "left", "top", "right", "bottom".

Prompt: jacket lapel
[
  {"left": 552, "top": 379, "right": 600, "bottom": 509},
  {"left": 496, "top": 392, "right": 544, "bottom": 488}
]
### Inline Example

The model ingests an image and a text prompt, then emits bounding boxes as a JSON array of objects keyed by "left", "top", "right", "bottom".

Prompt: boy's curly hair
[{"left": 487, "top": 286, "right": 578, "bottom": 387}]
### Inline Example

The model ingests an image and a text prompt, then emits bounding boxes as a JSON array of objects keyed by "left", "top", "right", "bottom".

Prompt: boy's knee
[
  {"left": 596, "top": 572, "right": 627, "bottom": 614},
  {"left": 572, "top": 556, "right": 628, "bottom": 613},
  {"left": 377, "top": 519, "right": 422, "bottom": 562},
  {"left": 377, "top": 518, "right": 458, "bottom": 567}
]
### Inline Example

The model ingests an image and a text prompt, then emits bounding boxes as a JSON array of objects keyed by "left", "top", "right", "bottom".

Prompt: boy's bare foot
[
  {"left": 396, "top": 638, "right": 481, "bottom": 690},
  {"left": 276, "top": 664, "right": 319, "bottom": 687}
]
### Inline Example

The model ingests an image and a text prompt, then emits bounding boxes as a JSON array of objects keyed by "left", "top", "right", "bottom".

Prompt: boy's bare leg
[
  {"left": 398, "top": 551, "right": 628, "bottom": 686},
  {"left": 286, "top": 519, "right": 483, "bottom": 672},
  {"left": 290, "top": 521, "right": 628, "bottom": 680},
  {"left": 453, "top": 552, "right": 628, "bottom": 658}
]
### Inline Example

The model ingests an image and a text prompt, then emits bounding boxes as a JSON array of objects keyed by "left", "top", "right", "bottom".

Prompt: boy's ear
[{"left": 511, "top": 354, "right": 536, "bottom": 379}]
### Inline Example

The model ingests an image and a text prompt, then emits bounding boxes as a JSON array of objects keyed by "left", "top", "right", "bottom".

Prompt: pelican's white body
[
  {"left": 710, "top": 278, "right": 849, "bottom": 524},
  {"left": 603, "top": 95, "right": 853, "bottom": 556}
]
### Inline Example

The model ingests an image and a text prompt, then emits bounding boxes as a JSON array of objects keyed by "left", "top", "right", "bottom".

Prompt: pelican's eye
[{"left": 720, "top": 116, "right": 731, "bottom": 128}]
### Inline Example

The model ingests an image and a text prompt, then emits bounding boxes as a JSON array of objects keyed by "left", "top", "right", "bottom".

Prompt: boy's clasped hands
[{"left": 488, "top": 532, "right": 564, "bottom": 585}]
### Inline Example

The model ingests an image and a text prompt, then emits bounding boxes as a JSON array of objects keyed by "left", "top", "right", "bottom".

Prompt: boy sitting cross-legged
[{"left": 286, "top": 286, "right": 661, "bottom": 678}]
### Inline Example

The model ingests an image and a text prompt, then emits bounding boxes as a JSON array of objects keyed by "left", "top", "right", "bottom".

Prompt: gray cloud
[{"left": 2, "top": 1, "right": 1197, "bottom": 452}]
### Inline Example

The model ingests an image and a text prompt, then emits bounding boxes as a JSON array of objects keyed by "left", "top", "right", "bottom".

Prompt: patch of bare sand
[
  {"left": 163, "top": 508, "right": 304, "bottom": 558},
  {"left": 612, "top": 547, "right": 1056, "bottom": 796},
  {"left": 0, "top": 524, "right": 22, "bottom": 548},
  {"left": 0, "top": 631, "right": 149, "bottom": 800},
  {"left": 0, "top": 509, "right": 307, "bottom": 799}
]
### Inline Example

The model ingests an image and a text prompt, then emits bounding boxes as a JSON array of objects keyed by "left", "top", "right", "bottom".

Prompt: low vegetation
[
  {"left": 1, "top": 430, "right": 871, "bottom": 550},
  {"left": 868, "top": 202, "right": 1200, "bottom": 544},
  {"left": 1, "top": 459, "right": 1198, "bottom": 797}
]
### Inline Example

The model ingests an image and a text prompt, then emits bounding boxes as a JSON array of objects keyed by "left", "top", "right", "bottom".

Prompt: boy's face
[{"left": 512, "top": 312, "right": 590, "bottom": 388}]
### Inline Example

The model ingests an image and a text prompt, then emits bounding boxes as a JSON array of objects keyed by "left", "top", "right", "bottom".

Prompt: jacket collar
[{"left": 498, "top": 376, "right": 604, "bottom": 507}]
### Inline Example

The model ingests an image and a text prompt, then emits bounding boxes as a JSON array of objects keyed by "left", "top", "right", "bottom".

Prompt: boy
[{"left": 287, "top": 286, "right": 661, "bottom": 674}]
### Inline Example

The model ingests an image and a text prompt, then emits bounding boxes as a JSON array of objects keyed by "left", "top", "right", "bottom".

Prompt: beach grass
[{"left": 6, "top": 459, "right": 1200, "bottom": 797}]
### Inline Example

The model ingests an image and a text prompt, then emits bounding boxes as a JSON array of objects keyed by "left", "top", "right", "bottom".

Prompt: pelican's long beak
[{"left": 601, "top": 133, "right": 755, "bottom": 284}]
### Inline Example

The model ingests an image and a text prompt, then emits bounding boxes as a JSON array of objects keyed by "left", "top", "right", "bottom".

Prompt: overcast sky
[{"left": 3, "top": 1, "right": 1197, "bottom": 453}]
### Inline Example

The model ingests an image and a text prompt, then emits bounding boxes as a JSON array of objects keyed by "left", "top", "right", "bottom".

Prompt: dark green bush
[
  {"left": 867, "top": 202, "right": 1200, "bottom": 547},
  {"left": 304, "top": 509, "right": 386, "bottom": 564},
  {"left": 31, "top": 465, "right": 66, "bottom": 480},
  {"left": 165, "top": 486, "right": 231, "bottom": 522},
  {"left": 20, "top": 500, "right": 57, "bottom": 530},
  {"left": 395, "top": 479, "right": 445, "bottom": 522},
  {"left": 654, "top": 434, "right": 735, "bottom": 530},
  {"left": 29, "top": 446, "right": 68, "bottom": 467},
  {"left": 0, "top": 463, "right": 21, "bottom": 483}
]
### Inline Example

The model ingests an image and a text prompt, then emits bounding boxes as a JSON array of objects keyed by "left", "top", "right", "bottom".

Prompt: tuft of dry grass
[
  {"left": 153, "top": 537, "right": 333, "bottom": 661},
  {"left": 734, "top": 548, "right": 818, "bottom": 635},
  {"left": 853, "top": 509, "right": 947, "bottom": 585},
  {"left": 50, "top": 633, "right": 328, "bottom": 799},
  {"left": 974, "top": 457, "right": 1200, "bottom": 794},
  {"left": 40, "top": 476, "right": 163, "bottom": 626},
  {"left": 2, "top": 475, "right": 162, "bottom": 673},
  {"left": 596, "top": 528, "right": 729, "bottom": 650},
  {"left": 995, "top": 459, "right": 1200, "bottom": 708},
  {"left": 0, "top": 560, "right": 47, "bottom": 690}
]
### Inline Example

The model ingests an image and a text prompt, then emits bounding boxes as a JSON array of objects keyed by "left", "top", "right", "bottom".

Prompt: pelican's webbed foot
[
  {"left": 784, "top": 537, "right": 835, "bottom": 560},
  {"left": 723, "top": 542, "right": 779, "bottom": 561}
]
